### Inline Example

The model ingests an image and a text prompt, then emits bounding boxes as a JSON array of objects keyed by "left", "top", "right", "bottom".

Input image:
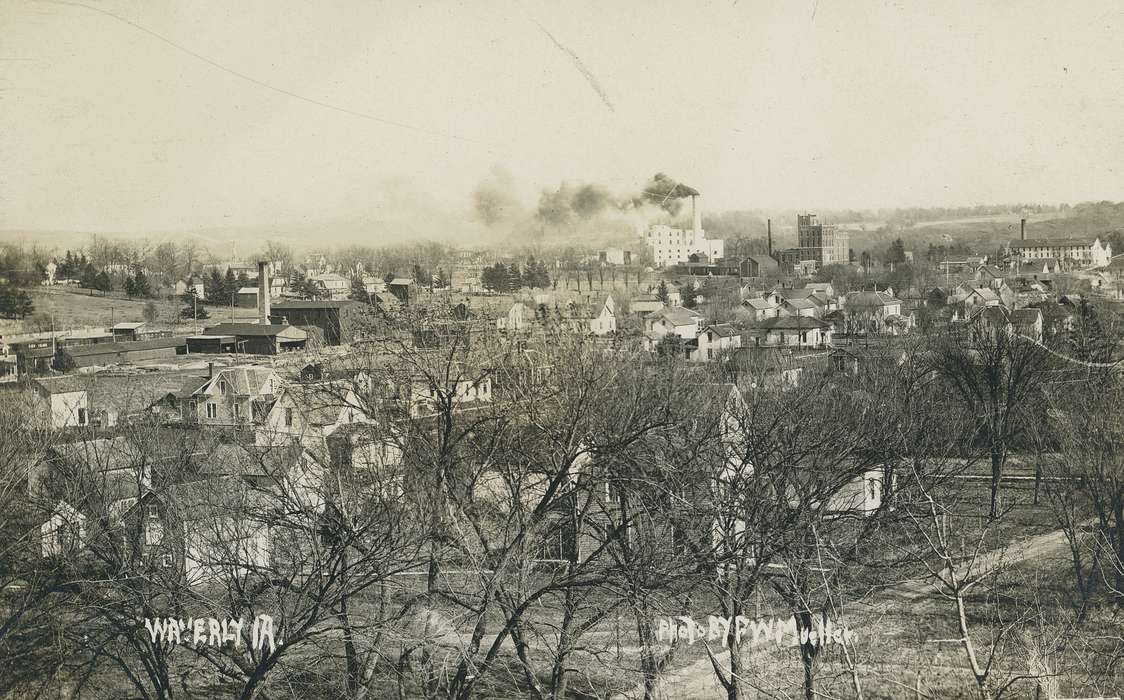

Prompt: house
[
  {"left": 126, "top": 474, "right": 274, "bottom": 583},
  {"left": 32, "top": 377, "right": 89, "bottom": 429},
  {"left": 643, "top": 307, "right": 705, "bottom": 343},
  {"left": 694, "top": 324, "right": 742, "bottom": 362},
  {"left": 257, "top": 379, "right": 373, "bottom": 451},
  {"left": 1024, "top": 258, "right": 1062, "bottom": 276},
  {"left": 195, "top": 323, "right": 307, "bottom": 355},
  {"left": 741, "top": 255, "right": 780, "bottom": 278},
  {"left": 725, "top": 347, "right": 814, "bottom": 389},
  {"left": 1031, "top": 302, "right": 1076, "bottom": 338},
  {"left": 824, "top": 470, "right": 884, "bottom": 515},
  {"left": 803, "top": 282, "right": 835, "bottom": 299},
  {"left": 308, "top": 272, "right": 352, "bottom": 301},
  {"left": 40, "top": 500, "right": 86, "bottom": 558},
  {"left": 749, "top": 316, "right": 833, "bottom": 348},
  {"left": 187, "top": 366, "right": 283, "bottom": 427},
  {"left": 630, "top": 295, "right": 665, "bottom": 315},
  {"left": 842, "top": 291, "right": 907, "bottom": 334},
  {"left": 779, "top": 296, "right": 817, "bottom": 318},
  {"left": 737, "top": 297, "right": 779, "bottom": 323},
  {"left": 270, "top": 300, "right": 365, "bottom": 346},
  {"left": 497, "top": 302, "right": 532, "bottom": 331},
  {"left": 588, "top": 295, "right": 617, "bottom": 336},
  {"left": 388, "top": 278, "right": 416, "bottom": 304},
  {"left": 1010, "top": 308, "right": 1044, "bottom": 343},
  {"left": 974, "top": 265, "right": 1005, "bottom": 286},
  {"left": 236, "top": 287, "right": 260, "bottom": 308},
  {"left": 379, "top": 368, "right": 494, "bottom": 419}
]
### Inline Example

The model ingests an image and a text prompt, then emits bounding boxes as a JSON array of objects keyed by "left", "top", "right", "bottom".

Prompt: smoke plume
[
  {"left": 640, "top": 172, "right": 699, "bottom": 217},
  {"left": 473, "top": 167, "right": 524, "bottom": 226}
]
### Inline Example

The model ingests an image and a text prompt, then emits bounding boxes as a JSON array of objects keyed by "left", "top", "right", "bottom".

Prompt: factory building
[{"left": 643, "top": 194, "right": 724, "bottom": 267}]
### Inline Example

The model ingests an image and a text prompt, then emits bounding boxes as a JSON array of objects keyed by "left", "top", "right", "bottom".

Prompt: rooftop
[{"left": 1011, "top": 237, "right": 1103, "bottom": 248}]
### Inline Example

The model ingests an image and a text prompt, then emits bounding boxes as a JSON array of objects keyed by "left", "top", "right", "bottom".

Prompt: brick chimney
[
  {"left": 257, "top": 261, "right": 271, "bottom": 324},
  {"left": 1020, "top": 218, "right": 1026, "bottom": 241},
  {"left": 691, "top": 195, "right": 702, "bottom": 234},
  {"left": 767, "top": 218, "right": 773, "bottom": 257}
]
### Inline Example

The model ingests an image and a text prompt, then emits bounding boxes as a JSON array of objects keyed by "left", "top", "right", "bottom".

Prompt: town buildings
[
  {"left": 1009, "top": 236, "right": 1112, "bottom": 270},
  {"left": 797, "top": 214, "right": 849, "bottom": 269},
  {"left": 643, "top": 195, "right": 725, "bottom": 267}
]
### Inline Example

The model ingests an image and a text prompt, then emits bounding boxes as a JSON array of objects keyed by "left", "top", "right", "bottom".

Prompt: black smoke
[{"left": 640, "top": 172, "right": 699, "bottom": 217}]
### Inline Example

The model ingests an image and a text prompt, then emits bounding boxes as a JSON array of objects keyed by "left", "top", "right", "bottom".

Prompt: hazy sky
[{"left": 2, "top": 0, "right": 1123, "bottom": 234}]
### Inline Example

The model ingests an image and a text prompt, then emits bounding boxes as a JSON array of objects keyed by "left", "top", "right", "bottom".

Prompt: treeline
[{"left": 480, "top": 257, "right": 551, "bottom": 293}]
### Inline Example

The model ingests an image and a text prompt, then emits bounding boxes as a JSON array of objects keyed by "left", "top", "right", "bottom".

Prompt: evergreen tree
[
  {"left": 206, "top": 269, "right": 225, "bottom": 302},
  {"left": 222, "top": 269, "right": 238, "bottom": 302},
  {"left": 656, "top": 279, "right": 669, "bottom": 303},
  {"left": 133, "top": 268, "right": 152, "bottom": 298},
  {"left": 681, "top": 283, "right": 698, "bottom": 309},
  {"left": 180, "top": 289, "right": 209, "bottom": 319},
  {"left": 80, "top": 264, "right": 97, "bottom": 289},
  {"left": 94, "top": 270, "right": 113, "bottom": 293},
  {"left": 350, "top": 274, "right": 370, "bottom": 303},
  {"left": 886, "top": 238, "right": 907, "bottom": 265},
  {"left": 0, "top": 282, "right": 34, "bottom": 319},
  {"left": 124, "top": 274, "right": 137, "bottom": 298}
]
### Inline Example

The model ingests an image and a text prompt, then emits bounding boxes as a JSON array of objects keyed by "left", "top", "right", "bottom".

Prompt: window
[
  {"left": 161, "top": 554, "right": 173, "bottom": 568},
  {"left": 58, "top": 520, "right": 82, "bottom": 554},
  {"left": 146, "top": 522, "right": 163, "bottom": 546},
  {"left": 206, "top": 402, "right": 218, "bottom": 419},
  {"left": 233, "top": 403, "right": 242, "bottom": 421},
  {"left": 77, "top": 407, "right": 87, "bottom": 425},
  {"left": 219, "top": 381, "right": 227, "bottom": 395},
  {"left": 148, "top": 504, "right": 159, "bottom": 519},
  {"left": 284, "top": 407, "right": 293, "bottom": 427}
]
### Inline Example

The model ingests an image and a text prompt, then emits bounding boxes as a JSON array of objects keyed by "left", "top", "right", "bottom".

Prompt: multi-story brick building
[{"left": 797, "top": 214, "right": 849, "bottom": 269}]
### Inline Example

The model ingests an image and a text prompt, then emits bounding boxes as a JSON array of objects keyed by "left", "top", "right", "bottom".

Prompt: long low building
[
  {"left": 1009, "top": 236, "right": 1112, "bottom": 269},
  {"left": 56, "top": 337, "right": 187, "bottom": 368},
  {"left": 193, "top": 323, "right": 307, "bottom": 355},
  {"left": 269, "top": 299, "right": 364, "bottom": 345}
]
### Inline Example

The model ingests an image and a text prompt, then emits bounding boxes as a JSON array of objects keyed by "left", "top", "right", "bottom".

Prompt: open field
[{"left": 0, "top": 286, "right": 263, "bottom": 336}]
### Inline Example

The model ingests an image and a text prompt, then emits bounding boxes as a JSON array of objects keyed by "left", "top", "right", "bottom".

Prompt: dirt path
[{"left": 613, "top": 524, "right": 1077, "bottom": 699}]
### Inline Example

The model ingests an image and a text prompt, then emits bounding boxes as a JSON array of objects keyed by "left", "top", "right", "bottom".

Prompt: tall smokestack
[
  {"left": 1020, "top": 218, "right": 1026, "bottom": 241},
  {"left": 767, "top": 219, "right": 773, "bottom": 256},
  {"left": 692, "top": 194, "right": 702, "bottom": 234},
  {"left": 257, "top": 261, "right": 271, "bottom": 324}
]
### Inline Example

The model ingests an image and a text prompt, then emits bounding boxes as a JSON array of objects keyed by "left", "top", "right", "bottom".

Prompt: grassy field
[{"left": 0, "top": 286, "right": 263, "bottom": 336}]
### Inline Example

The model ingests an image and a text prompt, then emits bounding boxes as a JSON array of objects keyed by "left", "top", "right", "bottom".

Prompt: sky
[{"left": 1, "top": 0, "right": 1123, "bottom": 237}]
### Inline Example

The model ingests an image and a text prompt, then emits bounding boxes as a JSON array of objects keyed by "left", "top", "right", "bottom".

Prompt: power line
[{"left": 35, "top": 0, "right": 494, "bottom": 148}]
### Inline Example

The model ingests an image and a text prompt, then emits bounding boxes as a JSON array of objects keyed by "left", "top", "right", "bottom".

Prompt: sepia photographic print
[{"left": 3, "top": 1, "right": 1124, "bottom": 698}]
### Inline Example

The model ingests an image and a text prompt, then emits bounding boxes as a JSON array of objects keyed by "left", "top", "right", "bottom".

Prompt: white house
[
  {"left": 739, "top": 297, "right": 779, "bottom": 323},
  {"left": 33, "top": 378, "right": 90, "bottom": 429},
  {"left": 644, "top": 306, "right": 705, "bottom": 341},
  {"left": 751, "top": 316, "right": 833, "bottom": 348},
  {"left": 190, "top": 366, "right": 283, "bottom": 427},
  {"left": 41, "top": 500, "right": 86, "bottom": 557},
  {"left": 589, "top": 295, "right": 617, "bottom": 336},
  {"left": 843, "top": 291, "right": 907, "bottom": 334},
  {"left": 257, "top": 380, "right": 372, "bottom": 450},
  {"left": 497, "top": 302, "right": 532, "bottom": 331},
  {"left": 694, "top": 324, "right": 742, "bottom": 362}
]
